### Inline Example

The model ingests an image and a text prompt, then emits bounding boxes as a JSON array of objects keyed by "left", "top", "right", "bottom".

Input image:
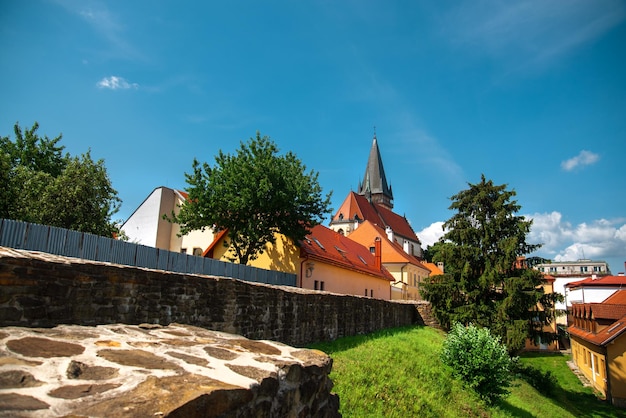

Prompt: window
[
  {"left": 581, "top": 266, "right": 588, "bottom": 272},
  {"left": 365, "top": 289, "right": 368, "bottom": 296},
  {"left": 369, "top": 246, "right": 375, "bottom": 254},
  {"left": 593, "top": 355, "right": 599, "bottom": 375},
  {"left": 370, "top": 289, "right": 373, "bottom": 297},
  {"left": 314, "top": 280, "right": 319, "bottom": 290},
  {"left": 320, "top": 281, "right": 325, "bottom": 291},
  {"left": 181, "top": 248, "right": 187, "bottom": 254},
  {"left": 549, "top": 267, "right": 557, "bottom": 272},
  {"left": 337, "top": 228, "right": 344, "bottom": 235},
  {"left": 192, "top": 247, "right": 203, "bottom": 256}
]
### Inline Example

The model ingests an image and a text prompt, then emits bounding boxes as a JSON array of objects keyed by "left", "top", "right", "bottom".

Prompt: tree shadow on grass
[
  {"left": 496, "top": 400, "right": 537, "bottom": 418},
  {"left": 308, "top": 324, "right": 427, "bottom": 354}
]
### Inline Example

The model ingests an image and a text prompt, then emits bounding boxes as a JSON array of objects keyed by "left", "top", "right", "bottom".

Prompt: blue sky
[{"left": 1, "top": 0, "right": 625, "bottom": 273}]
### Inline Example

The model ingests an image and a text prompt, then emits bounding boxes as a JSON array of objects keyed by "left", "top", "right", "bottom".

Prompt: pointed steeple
[{"left": 357, "top": 132, "right": 394, "bottom": 209}]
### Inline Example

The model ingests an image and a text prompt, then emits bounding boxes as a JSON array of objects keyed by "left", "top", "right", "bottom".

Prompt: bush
[{"left": 441, "top": 322, "right": 515, "bottom": 404}]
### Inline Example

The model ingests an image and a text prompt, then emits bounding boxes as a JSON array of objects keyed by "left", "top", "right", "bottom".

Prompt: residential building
[
  {"left": 120, "top": 186, "right": 214, "bottom": 256},
  {"left": 329, "top": 134, "right": 423, "bottom": 259},
  {"left": 204, "top": 224, "right": 394, "bottom": 300},
  {"left": 345, "top": 220, "right": 431, "bottom": 300},
  {"left": 565, "top": 275, "right": 626, "bottom": 308},
  {"left": 532, "top": 259, "right": 612, "bottom": 324},
  {"left": 568, "top": 290, "right": 626, "bottom": 407},
  {"left": 523, "top": 275, "right": 561, "bottom": 351}
]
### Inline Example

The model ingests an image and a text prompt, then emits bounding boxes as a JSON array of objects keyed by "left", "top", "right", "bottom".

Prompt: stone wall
[
  {"left": 0, "top": 323, "right": 340, "bottom": 417},
  {"left": 0, "top": 248, "right": 430, "bottom": 347}
]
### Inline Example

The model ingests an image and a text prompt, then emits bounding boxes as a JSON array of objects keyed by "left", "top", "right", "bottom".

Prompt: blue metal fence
[{"left": 0, "top": 219, "right": 296, "bottom": 286}]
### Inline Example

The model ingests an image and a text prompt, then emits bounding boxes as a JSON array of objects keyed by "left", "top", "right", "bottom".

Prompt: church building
[{"left": 329, "top": 134, "right": 423, "bottom": 259}]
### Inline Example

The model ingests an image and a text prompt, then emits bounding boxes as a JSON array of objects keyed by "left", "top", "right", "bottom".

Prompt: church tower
[{"left": 357, "top": 133, "right": 394, "bottom": 210}]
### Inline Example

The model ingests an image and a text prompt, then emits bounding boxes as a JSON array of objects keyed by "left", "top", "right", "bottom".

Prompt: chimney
[
  {"left": 437, "top": 262, "right": 444, "bottom": 273},
  {"left": 386, "top": 226, "right": 394, "bottom": 242},
  {"left": 374, "top": 237, "right": 382, "bottom": 270}
]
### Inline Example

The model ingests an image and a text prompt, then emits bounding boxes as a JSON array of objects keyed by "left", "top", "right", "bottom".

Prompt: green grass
[{"left": 310, "top": 326, "right": 626, "bottom": 417}]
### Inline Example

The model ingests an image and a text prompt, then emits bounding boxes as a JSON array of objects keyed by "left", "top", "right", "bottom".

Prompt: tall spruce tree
[{"left": 421, "top": 175, "right": 562, "bottom": 353}]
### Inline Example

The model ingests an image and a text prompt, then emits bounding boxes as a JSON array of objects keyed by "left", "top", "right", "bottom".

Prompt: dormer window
[{"left": 338, "top": 213, "right": 344, "bottom": 220}]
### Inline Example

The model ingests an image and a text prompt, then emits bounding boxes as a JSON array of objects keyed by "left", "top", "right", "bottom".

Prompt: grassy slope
[{"left": 310, "top": 326, "right": 626, "bottom": 418}]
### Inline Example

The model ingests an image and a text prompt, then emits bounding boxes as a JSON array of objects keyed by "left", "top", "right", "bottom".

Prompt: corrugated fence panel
[
  {"left": 0, "top": 219, "right": 296, "bottom": 286},
  {"left": 95, "top": 236, "right": 113, "bottom": 262},
  {"left": 136, "top": 245, "right": 157, "bottom": 269},
  {"left": 62, "top": 230, "right": 83, "bottom": 258},
  {"left": 23, "top": 223, "right": 49, "bottom": 252},
  {"left": 155, "top": 248, "right": 169, "bottom": 271},
  {"left": 47, "top": 226, "right": 68, "bottom": 255},
  {"left": 110, "top": 239, "right": 137, "bottom": 266},
  {"left": 0, "top": 219, "right": 27, "bottom": 249}
]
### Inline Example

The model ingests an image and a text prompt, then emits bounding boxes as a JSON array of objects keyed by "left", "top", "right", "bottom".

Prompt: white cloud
[
  {"left": 96, "top": 76, "right": 138, "bottom": 90},
  {"left": 528, "top": 212, "right": 626, "bottom": 271},
  {"left": 417, "top": 221, "right": 447, "bottom": 248},
  {"left": 561, "top": 150, "right": 600, "bottom": 171},
  {"left": 418, "top": 212, "right": 626, "bottom": 272}
]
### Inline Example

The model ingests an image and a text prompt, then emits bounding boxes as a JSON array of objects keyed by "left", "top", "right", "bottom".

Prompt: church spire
[{"left": 357, "top": 131, "right": 394, "bottom": 209}]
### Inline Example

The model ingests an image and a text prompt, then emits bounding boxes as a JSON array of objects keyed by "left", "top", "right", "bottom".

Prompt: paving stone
[{"left": 6, "top": 337, "right": 85, "bottom": 358}]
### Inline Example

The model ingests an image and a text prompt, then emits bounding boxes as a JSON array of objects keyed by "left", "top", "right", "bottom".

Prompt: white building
[
  {"left": 532, "top": 259, "right": 612, "bottom": 325},
  {"left": 120, "top": 186, "right": 214, "bottom": 255},
  {"left": 565, "top": 275, "right": 626, "bottom": 308}
]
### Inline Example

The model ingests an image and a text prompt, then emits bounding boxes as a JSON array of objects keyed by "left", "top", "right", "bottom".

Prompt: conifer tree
[{"left": 421, "top": 175, "right": 561, "bottom": 353}]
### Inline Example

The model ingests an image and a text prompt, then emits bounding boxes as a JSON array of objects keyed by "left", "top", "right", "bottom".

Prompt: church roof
[
  {"left": 331, "top": 192, "right": 420, "bottom": 244},
  {"left": 357, "top": 135, "right": 393, "bottom": 202}
]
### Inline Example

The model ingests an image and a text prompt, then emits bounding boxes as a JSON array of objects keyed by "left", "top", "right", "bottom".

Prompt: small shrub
[
  {"left": 513, "top": 362, "right": 558, "bottom": 397},
  {"left": 441, "top": 322, "right": 515, "bottom": 404}
]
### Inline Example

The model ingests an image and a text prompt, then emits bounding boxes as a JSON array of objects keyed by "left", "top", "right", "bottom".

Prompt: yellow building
[
  {"left": 204, "top": 224, "right": 394, "bottom": 300},
  {"left": 568, "top": 290, "right": 626, "bottom": 407}
]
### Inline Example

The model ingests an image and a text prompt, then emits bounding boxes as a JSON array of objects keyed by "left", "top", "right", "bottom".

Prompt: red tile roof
[
  {"left": 603, "top": 289, "right": 626, "bottom": 304},
  {"left": 568, "top": 316, "right": 626, "bottom": 346},
  {"left": 300, "top": 224, "right": 394, "bottom": 281},
  {"left": 202, "top": 225, "right": 393, "bottom": 281},
  {"left": 565, "top": 275, "right": 626, "bottom": 288},
  {"left": 332, "top": 192, "right": 420, "bottom": 242}
]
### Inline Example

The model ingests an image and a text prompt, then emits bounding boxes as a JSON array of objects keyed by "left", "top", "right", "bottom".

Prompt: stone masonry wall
[{"left": 0, "top": 248, "right": 430, "bottom": 347}]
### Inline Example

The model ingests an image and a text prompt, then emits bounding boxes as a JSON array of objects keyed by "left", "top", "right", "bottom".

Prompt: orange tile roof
[
  {"left": 568, "top": 316, "right": 626, "bottom": 346},
  {"left": 300, "top": 224, "right": 394, "bottom": 281},
  {"left": 347, "top": 221, "right": 428, "bottom": 271},
  {"left": 566, "top": 275, "right": 626, "bottom": 288},
  {"left": 422, "top": 262, "right": 444, "bottom": 276},
  {"left": 603, "top": 289, "right": 626, "bottom": 304}
]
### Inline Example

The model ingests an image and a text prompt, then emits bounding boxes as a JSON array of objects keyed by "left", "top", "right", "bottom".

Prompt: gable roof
[
  {"left": 422, "top": 262, "right": 444, "bottom": 276},
  {"left": 202, "top": 225, "right": 394, "bottom": 282},
  {"left": 565, "top": 275, "right": 626, "bottom": 289},
  {"left": 603, "top": 289, "right": 626, "bottom": 304},
  {"left": 331, "top": 191, "right": 420, "bottom": 243},
  {"left": 347, "top": 220, "right": 428, "bottom": 271},
  {"left": 300, "top": 224, "right": 394, "bottom": 281}
]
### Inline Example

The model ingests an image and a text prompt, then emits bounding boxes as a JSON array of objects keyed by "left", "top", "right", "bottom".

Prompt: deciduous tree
[
  {"left": 170, "top": 132, "right": 332, "bottom": 265},
  {"left": 1, "top": 122, "right": 121, "bottom": 237},
  {"left": 421, "top": 175, "right": 562, "bottom": 353}
]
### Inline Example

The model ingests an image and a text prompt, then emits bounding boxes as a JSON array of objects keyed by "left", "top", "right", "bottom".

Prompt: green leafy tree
[
  {"left": 170, "top": 132, "right": 332, "bottom": 265},
  {"left": 441, "top": 322, "right": 515, "bottom": 404},
  {"left": 421, "top": 175, "right": 562, "bottom": 353},
  {"left": 1, "top": 122, "right": 121, "bottom": 237}
]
